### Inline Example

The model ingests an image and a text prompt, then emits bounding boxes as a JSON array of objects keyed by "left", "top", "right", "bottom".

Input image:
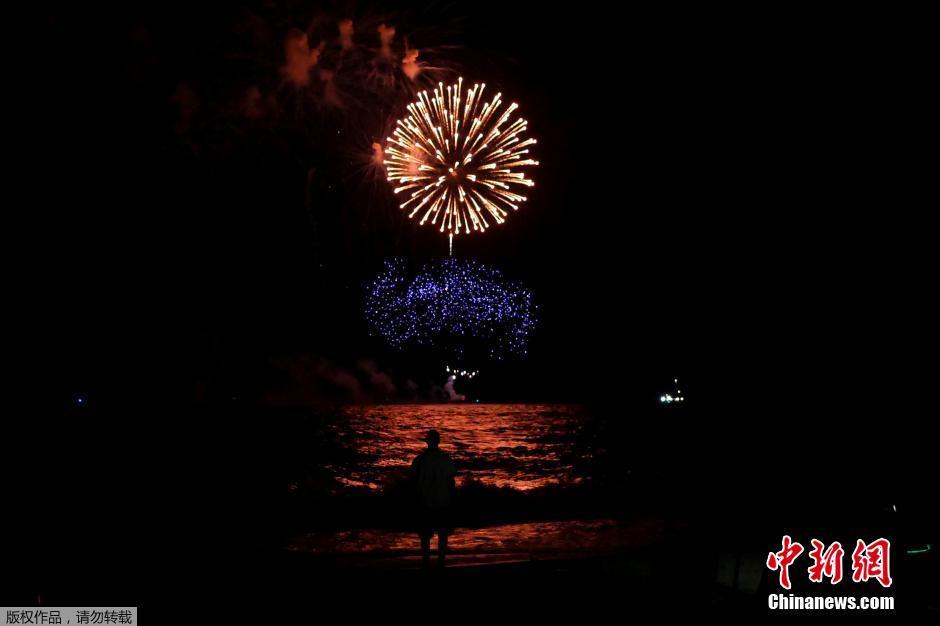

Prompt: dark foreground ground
[
  {"left": 11, "top": 507, "right": 934, "bottom": 618},
  {"left": 4, "top": 408, "right": 938, "bottom": 617},
  {"left": 197, "top": 516, "right": 938, "bottom": 619}
]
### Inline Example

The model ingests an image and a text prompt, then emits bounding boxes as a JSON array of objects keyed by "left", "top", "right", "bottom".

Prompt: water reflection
[
  {"left": 291, "top": 518, "right": 671, "bottom": 558},
  {"left": 328, "top": 404, "right": 594, "bottom": 491}
]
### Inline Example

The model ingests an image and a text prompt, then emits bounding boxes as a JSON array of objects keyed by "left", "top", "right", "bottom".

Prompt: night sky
[
  {"left": 23, "top": 2, "right": 931, "bottom": 478},
  {"left": 7, "top": 1, "right": 935, "bottom": 610}
]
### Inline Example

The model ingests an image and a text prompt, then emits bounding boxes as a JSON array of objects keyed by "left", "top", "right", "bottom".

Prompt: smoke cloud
[
  {"left": 318, "top": 69, "right": 343, "bottom": 108},
  {"left": 371, "top": 143, "right": 384, "bottom": 166},
  {"left": 357, "top": 359, "right": 396, "bottom": 397},
  {"left": 281, "top": 28, "right": 325, "bottom": 87},
  {"left": 402, "top": 48, "right": 421, "bottom": 80},
  {"left": 265, "top": 353, "right": 363, "bottom": 404},
  {"left": 262, "top": 354, "right": 411, "bottom": 405},
  {"left": 173, "top": 83, "right": 199, "bottom": 134},
  {"left": 377, "top": 24, "right": 395, "bottom": 61},
  {"left": 242, "top": 86, "right": 265, "bottom": 120},
  {"left": 338, "top": 19, "right": 354, "bottom": 52},
  {"left": 443, "top": 375, "right": 466, "bottom": 401}
]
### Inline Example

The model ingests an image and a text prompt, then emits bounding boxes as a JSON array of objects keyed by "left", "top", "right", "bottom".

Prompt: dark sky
[
  {"left": 27, "top": 2, "right": 930, "bottom": 414},
  {"left": 8, "top": 5, "right": 934, "bottom": 603}
]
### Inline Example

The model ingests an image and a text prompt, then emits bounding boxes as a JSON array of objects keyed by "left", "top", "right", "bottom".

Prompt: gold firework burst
[{"left": 384, "top": 77, "right": 538, "bottom": 236}]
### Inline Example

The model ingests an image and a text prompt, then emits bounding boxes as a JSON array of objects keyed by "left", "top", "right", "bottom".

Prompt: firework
[
  {"left": 445, "top": 364, "right": 478, "bottom": 379},
  {"left": 383, "top": 78, "right": 539, "bottom": 237},
  {"left": 364, "top": 258, "right": 536, "bottom": 359}
]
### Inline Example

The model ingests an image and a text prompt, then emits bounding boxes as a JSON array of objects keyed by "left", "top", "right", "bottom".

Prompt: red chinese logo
[
  {"left": 807, "top": 539, "right": 844, "bottom": 584},
  {"left": 766, "top": 535, "right": 804, "bottom": 589},
  {"left": 767, "top": 536, "right": 892, "bottom": 588},
  {"left": 851, "top": 538, "right": 893, "bottom": 588}
]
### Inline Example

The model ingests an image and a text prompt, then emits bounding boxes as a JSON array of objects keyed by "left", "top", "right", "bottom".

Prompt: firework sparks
[
  {"left": 383, "top": 78, "right": 539, "bottom": 237},
  {"left": 445, "top": 364, "right": 479, "bottom": 379},
  {"left": 364, "top": 258, "right": 536, "bottom": 359}
]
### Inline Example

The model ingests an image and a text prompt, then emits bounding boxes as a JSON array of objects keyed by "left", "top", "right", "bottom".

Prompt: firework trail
[{"left": 383, "top": 78, "right": 539, "bottom": 239}]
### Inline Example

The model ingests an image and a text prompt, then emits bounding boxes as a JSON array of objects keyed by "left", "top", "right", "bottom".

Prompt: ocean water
[
  {"left": 289, "top": 517, "right": 674, "bottom": 558},
  {"left": 289, "top": 404, "right": 688, "bottom": 558},
  {"left": 325, "top": 404, "right": 598, "bottom": 492}
]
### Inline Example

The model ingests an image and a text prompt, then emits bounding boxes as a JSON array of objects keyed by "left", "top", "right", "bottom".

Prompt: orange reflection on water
[
  {"left": 331, "top": 404, "right": 591, "bottom": 492},
  {"left": 290, "top": 517, "right": 673, "bottom": 558}
]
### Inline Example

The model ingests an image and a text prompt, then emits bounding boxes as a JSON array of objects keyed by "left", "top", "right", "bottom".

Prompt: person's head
[{"left": 424, "top": 429, "right": 441, "bottom": 449}]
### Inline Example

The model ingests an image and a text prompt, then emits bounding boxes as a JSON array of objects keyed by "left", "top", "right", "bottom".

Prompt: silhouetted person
[{"left": 411, "top": 429, "right": 456, "bottom": 565}]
